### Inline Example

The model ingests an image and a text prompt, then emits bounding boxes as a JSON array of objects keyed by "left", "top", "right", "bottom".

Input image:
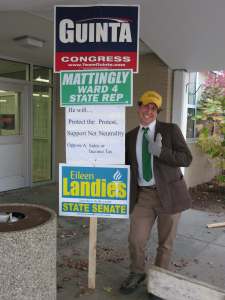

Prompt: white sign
[{"left": 66, "top": 106, "right": 125, "bottom": 164}]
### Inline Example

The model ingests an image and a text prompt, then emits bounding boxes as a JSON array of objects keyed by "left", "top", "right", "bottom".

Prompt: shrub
[{"left": 194, "top": 72, "right": 225, "bottom": 184}]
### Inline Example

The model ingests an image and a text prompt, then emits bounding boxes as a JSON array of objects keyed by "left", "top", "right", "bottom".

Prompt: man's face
[{"left": 137, "top": 102, "right": 158, "bottom": 126}]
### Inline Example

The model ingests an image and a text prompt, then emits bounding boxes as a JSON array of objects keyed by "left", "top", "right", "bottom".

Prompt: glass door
[
  {"left": 32, "top": 85, "right": 52, "bottom": 182},
  {"left": 0, "top": 81, "right": 29, "bottom": 191}
]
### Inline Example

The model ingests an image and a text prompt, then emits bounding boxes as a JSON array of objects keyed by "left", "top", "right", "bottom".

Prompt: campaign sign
[
  {"left": 66, "top": 106, "right": 125, "bottom": 165},
  {"left": 59, "top": 164, "right": 130, "bottom": 218},
  {"left": 54, "top": 5, "right": 139, "bottom": 73},
  {"left": 60, "top": 69, "right": 132, "bottom": 106}
]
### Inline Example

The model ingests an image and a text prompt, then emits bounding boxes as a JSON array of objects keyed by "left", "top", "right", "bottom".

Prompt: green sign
[{"left": 60, "top": 69, "right": 132, "bottom": 106}]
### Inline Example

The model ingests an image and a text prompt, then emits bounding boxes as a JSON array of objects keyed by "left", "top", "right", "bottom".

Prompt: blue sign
[
  {"left": 54, "top": 5, "right": 139, "bottom": 72},
  {"left": 59, "top": 164, "right": 130, "bottom": 218}
]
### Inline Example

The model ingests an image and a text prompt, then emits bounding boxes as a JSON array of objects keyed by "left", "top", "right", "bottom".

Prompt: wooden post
[
  {"left": 147, "top": 265, "right": 225, "bottom": 300},
  {"left": 88, "top": 217, "right": 97, "bottom": 289}
]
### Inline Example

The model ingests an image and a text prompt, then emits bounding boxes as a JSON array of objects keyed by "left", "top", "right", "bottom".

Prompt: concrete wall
[{"left": 185, "top": 142, "right": 220, "bottom": 188}]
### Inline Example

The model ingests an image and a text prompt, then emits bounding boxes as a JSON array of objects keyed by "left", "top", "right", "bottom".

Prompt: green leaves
[
  {"left": 216, "top": 174, "right": 225, "bottom": 183},
  {"left": 195, "top": 74, "right": 225, "bottom": 183}
]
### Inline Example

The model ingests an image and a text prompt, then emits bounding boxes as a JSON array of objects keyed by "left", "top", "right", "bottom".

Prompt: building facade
[{"left": 0, "top": 53, "right": 217, "bottom": 192}]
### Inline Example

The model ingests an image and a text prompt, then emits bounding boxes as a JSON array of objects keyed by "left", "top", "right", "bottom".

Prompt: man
[{"left": 120, "top": 90, "right": 192, "bottom": 299}]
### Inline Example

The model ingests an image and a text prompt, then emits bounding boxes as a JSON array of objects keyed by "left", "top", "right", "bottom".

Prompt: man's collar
[{"left": 139, "top": 119, "right": 156, "bottom": 131}]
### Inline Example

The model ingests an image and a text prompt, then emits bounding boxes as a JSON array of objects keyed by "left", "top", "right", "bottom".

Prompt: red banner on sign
[{"left": 55, "top": 52, "right": 137, "bottom": 72}]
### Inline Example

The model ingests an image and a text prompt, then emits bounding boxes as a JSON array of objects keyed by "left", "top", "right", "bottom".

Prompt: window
[
  {"left": 187, "top": 107, "right": 196, "bottom": 139},
  {"left": 0, "top": 59, "right": 29, "bottom": 80},
  {"left": 0, "top": 91, "right": 21, "bottom": 136},
  {"left": 186, "top": 72, "right": 204, "bottom": 139},
  {"left": 188, "top": 73, "right": 197, "bottom": 105},
  {"left": 33, "top": 65, "right": 52, "bottom": 84},
  {"left": 32, "top": 66, "right": 53, "bottom": 183}
]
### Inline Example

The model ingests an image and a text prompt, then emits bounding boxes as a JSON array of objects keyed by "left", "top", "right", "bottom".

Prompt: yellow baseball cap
[{"left": 139, "top": 90, "right": 162, "bottom": 108}]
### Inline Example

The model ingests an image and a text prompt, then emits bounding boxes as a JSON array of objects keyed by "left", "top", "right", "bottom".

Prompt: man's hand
[{"left": 145, "top": 132, "right": 162, "bottom": 157}]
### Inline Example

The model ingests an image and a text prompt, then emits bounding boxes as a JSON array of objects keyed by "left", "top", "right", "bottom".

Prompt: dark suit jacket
[{"left": 126, "top": 120, "right": 192, "bottom": 214}]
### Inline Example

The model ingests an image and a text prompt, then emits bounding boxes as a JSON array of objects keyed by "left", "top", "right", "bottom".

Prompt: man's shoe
[
  {"left": 120, "top": 272, "right": 146, "bottom": 294},
  {"left": 148, "top": 292, "right": 164, "bottom": 299}
]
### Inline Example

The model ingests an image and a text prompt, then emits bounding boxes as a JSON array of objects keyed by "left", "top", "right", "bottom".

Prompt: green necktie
[{"left": 142, "top": 127, "right": 152, "bottom": 181}]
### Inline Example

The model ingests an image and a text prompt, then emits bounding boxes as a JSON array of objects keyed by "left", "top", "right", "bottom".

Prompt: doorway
[{"left": 0, "top": 81, "right": 29, "bottom": 191}]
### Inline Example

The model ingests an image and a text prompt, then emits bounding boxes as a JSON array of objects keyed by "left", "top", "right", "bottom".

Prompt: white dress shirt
[{"left": 136, "top": 120, "right": 156, "bottom": 186}]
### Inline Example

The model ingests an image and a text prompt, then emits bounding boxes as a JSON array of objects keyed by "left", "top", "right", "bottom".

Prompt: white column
[
  {"left": 172, "top": 70, "right": 189, "bottom": 175},
  {"left": 172, "top": 70, "right": 189, "bottom": 137}
]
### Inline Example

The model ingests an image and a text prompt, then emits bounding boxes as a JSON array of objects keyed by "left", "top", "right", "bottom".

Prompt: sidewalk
[{"left": 0, "top": 183, "right": 225, "bottom": 299}]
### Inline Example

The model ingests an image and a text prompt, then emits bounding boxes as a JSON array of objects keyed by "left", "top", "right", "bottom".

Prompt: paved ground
[{"left": 0, "top": 183, "right": 225, "bottom": 299}]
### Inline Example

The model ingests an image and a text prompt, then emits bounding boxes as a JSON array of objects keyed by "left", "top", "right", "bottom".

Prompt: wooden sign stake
[
  {"left": 88, "top": 217, "right": 98, "bottom": 289},
  {"left": 207, "top": 221, "right": 225, "bottom": 228}
]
